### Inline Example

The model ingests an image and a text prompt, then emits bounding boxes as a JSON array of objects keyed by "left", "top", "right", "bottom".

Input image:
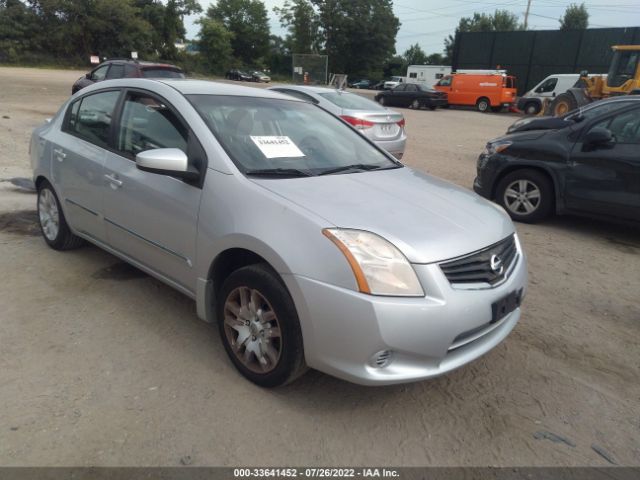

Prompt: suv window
[
  {"left": 66, "top": 90, "right": 120, "bottom": 148},
  {"left": 91, "top": 65, "right": 109, "bottom": 82},
  {"left": 117, "top": 93, "right": 188, "bottom": 157},
  {"left": 141, "top": 68, "right": 184, "bottom": 79},
  {"left": 124, "top": 64, "right": 138, "bottom": 77},
  {"left": 438, "top": 76, "right": 452, "bottom": 87},
  {"left": 106, "top": 64, "right": 124, "bottom": 79},
  {"left": 590, "top": 108, "right": 640, "bottom": 144}
]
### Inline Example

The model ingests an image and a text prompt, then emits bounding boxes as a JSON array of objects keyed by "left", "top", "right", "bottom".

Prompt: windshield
[
  {"left": 564, "top": 99, "right": 633, "bottom": 122},
  {"left": 141, "top": 68, "right": 184, "bottom": 79},
  {"left": 318, "top": 91, "right": 385, "bottom": 111},
  {"left": 187, "top": 95, "right": 399, "bottom": 176}
]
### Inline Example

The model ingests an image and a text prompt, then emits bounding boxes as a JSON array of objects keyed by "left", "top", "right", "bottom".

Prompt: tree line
[{"left": 0, "top": 0, "right": 590, "bottom": 80}]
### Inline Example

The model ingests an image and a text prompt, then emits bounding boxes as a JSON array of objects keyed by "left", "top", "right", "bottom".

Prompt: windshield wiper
[
  {"left": 318, "top": 163, "right": 396, "bottom": 176},
  {"left": 245, "top": 168, "right": 313, "bottom": 177}
]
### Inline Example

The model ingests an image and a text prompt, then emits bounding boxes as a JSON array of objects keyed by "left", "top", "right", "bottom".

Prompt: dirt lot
[{"left": 0, "top": 67, "right": 639, "bottom": 467}]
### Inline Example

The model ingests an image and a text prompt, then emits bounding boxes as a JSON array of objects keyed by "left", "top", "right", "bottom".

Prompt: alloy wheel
[
  {"left": 38, "top": 188, "right": 60, "bottom": 241},
  {"left": 223, "top": 286, "right": 282, "bottom": 374},
  {"left": 503, "top": 179, "right": 541, "bottom": 215}
]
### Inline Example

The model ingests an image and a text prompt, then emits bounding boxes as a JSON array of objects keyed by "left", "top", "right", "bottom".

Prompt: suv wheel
[
  {"left": 495, "top": 169, "right": 553, "bottom": 223},
  {"left": 37, "top": 180, "right": 84, "bottom": 250},
  {"left": 217, "top": 264, "right": 307, "bottom": 387}
]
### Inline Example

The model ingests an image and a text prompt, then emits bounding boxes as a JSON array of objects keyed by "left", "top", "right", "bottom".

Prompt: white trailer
[{"left": 406, "top": 65, "right": 452, "bottom": 88}]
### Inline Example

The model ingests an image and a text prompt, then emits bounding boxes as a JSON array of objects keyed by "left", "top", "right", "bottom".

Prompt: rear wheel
[
  {"left": 548, "top": 92, "right": 578, "bottom": 117},
  {"left": 37, "top": 180, "right": 84, "bottom": 250},
  {"left": 495, "top": 169, "right": 554, "bottom": 223},
  {"left": 217, "top": 264, "right": 307, "bottom": 387},
  {"left": 524, "top": 101, "right": 540, "bottom": 115},
  {"left": 476, "top": 97, "right": 490, "bottom": 113}
]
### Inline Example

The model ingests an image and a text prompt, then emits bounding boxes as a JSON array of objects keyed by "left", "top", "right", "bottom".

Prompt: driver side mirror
[
  {"left": 584, "top": 127, "right": 613, "bottom": 150},
  {"left": 135, "top": 148, "right": 199, "bottom": 180}
]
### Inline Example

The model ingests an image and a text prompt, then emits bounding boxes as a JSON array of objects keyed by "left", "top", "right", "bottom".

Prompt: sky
[{"left": 184, "top": 0, "right": 640, "bottom": 56}]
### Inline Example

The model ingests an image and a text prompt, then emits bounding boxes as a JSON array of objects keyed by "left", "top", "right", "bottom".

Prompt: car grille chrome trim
[{"left": 439, "top": 234, "right": 518, "bottom": 288}]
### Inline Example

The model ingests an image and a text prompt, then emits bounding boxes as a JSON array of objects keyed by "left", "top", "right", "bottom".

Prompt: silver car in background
[
  {"left": 269, "top": 85, "right": 407, "bottom": 159},
  {"left": 31, "top": 79, "right": 527, "bottom": 387}
]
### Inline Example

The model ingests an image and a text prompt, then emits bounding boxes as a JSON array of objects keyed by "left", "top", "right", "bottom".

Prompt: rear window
[
  {"left": 141, "top": 68, "right": 185, "bottom": 79},
  {"left": 318, "top": 92, "right": 385, "bottom": 111}
]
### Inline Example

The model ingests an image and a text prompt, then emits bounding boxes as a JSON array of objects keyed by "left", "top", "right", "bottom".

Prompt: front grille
[{"left": 439, "top": 235, "right": 518, "bottom": 286}]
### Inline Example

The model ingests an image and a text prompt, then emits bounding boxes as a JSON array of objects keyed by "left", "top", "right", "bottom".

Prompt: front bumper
[
  {"left": 283, "top": 247, "right": 527, "bottom": 385},
  {"left": 425, "top": 97, "right": 448, "bottom": 108}
]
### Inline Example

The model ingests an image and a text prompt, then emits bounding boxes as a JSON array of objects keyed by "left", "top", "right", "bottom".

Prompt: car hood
[
  {"left": 508, "top": 115, "right": 570, "bottom": 133},
  {"left": 252, "top": 167, "right": 514, "bottom": 264}
]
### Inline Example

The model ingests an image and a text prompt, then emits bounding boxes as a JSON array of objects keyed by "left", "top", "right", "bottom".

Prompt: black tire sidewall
[
  {"left": 496, "top": 169, "right": 554, "bottom": 223},
  {"left": 216, "top": 264, "right": 305, "bottom": 387},
  {"left": 524, "top": 102, "right": 539, "bottom": 115}
]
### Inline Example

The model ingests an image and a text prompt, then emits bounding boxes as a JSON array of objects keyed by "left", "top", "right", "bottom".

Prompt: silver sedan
[
  {"left": 269, "top": 85, "right": 407, "bottom": 159},
  {"left": 31, "top": 79, "right": 527, "bottom": 387}
]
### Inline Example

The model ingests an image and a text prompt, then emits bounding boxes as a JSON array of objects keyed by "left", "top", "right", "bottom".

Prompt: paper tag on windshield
[{"left": 250, "top": 136, "right": 305, "bottom": 159}]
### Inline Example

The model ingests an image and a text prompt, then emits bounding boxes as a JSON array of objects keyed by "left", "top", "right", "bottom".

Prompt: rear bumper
[
  {"left": 373, "top": 136, "right": 406, "bottom": 159},
  {"left": 425, "top": 97, "right": 448, "bottom": 107}
]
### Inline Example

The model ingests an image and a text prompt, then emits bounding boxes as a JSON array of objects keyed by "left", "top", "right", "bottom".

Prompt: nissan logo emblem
[{"left": 490, "top": 254, "right": 504, "bottom": 275}]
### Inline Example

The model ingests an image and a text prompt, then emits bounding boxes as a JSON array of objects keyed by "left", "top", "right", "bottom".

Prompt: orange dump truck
[{"left": 434, "top": 73, "right": 517, "bottom": 112}]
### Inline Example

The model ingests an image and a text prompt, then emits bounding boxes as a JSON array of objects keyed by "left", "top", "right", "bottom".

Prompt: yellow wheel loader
[{"left": 547, "top": 45, "right": 640, "bottom": 116}]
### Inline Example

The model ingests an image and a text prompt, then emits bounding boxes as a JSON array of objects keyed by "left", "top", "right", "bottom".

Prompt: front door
[
  {"left": 102, "top": 90, "right": 204, "bottom": 293},
  {"left": 50, "top": 89, "right": 121, "bottom": 241},
  {"left": 565, "top": 105, "right": 640, "bottom": 221}
]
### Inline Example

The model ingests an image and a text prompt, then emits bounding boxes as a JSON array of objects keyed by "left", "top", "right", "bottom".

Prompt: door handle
[
  {"left": 53, "top": 148, "right": 67, "bottom": 161},
  {"left": 104, "top": 173, "right": 123, "bottom": 188}
]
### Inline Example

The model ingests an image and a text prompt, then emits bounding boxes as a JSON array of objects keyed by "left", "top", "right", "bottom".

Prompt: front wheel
[
  {"left": 411, "top": 99, "right": 421, "bottom": 109},
  {"left": 37, "top": 180, "right": 84, "bottom": 250},
  {"left": 547, "top": 92, "right": 579, "bottom": 117},
  {"left": 524, "top": 102, "right": 540, "bottom": 115},
  {"left": 217, "top": 264, "right": 307, "bottom": 387},
  {"left": 378, "top": 96, "right": 386, "bottom": 106},
  {"left": 495, "top": 169, "right": 554, "bottom": 223}
]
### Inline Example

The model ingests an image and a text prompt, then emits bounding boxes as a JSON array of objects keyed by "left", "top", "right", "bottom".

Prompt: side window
[
  {"left": 90, "top": 65, "right": 109, "bottom": 81},
  {"left": 409, "top": 72, "right": 417, "bottom": 78},
  {"left": 536, "top": 78, "right": 558, "bottom": 93},
  {"left": 439, "top": 76, "right": 452, "bottom": 87},
  {"left": 394, "top": 84, "right": 406, "bottom": 92},
  {"left": 67, "top": 90, "right": 120, "bottom": 148},
  {"left": 587, "top": 108, "right": 640, "bottom": 144},
  {"left": 106, "top": 64, "right": 124, "bottom": 79},
  {"left": 117, "top": 93, "right": 188, "bottom": 157},
  {"left": 406, "top": 84, "right": 418, "bottom": 92},
  {"left": 124, "top": 64, "right": 138, "bottom": 78}
]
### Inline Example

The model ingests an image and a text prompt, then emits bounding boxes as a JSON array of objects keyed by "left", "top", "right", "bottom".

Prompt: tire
[
  {"left": 524, "top": 101, "right": 540, "bottom": 115},
  {"left": 547, "top": 92, "right": 578, "bottom": 117},
  {"left": 37, "top": 180, "right": 84, "bottom": 250},
  {"left": 217, "top": 263, "right": 307, "bottom": 387},
  {"left": 378, "top": 96, "right": 386, "bottom": 106},
  {"left": 495, "top": 169, "right": 554, "bottom": 223},
  {"left": 411, "top": 99, "right": 421, "bottom": 109},
  {"left": 476, "top": 97, "right": 490, "bottom": 113}
]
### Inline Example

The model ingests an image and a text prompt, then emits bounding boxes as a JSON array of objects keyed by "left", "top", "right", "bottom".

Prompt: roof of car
[
  {"left": 269, "top": 85, "right": 351, "bottom": 94},
  {"left": 157, "top": 79, "right": 303, "bottom": 100},
  {"left": 103, "top": 59, "right": 181, "bottom": 69}
]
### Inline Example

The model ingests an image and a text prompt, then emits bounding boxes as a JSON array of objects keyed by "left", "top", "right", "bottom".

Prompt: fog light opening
[{"left": 370, "top": 350, "right": 393, "bottom": 369}]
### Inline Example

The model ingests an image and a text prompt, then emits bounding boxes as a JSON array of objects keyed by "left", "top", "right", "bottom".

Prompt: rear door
[
  {"left": 51, "top": 89, "right": 121, "bottom": 241},
  {"left": 404, "top": 84, "right": 419, "bottom": 106},
  {"left": 102, "top": 90, "right": 205, "bottom": 293},
  {"left": 565, "top": 105, "right": 640, "bottom": 221}
]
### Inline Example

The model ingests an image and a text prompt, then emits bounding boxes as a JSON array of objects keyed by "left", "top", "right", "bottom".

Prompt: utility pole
[{"left": 524, "top": 0, "right": 532, "bottom": 30}]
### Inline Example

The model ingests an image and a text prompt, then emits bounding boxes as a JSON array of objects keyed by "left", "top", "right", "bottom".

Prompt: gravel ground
[{"left": 0, "top": 67, "right": 639, "bottom": 467}]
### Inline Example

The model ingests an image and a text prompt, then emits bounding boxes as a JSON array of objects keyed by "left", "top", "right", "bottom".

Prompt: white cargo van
[
  {"left": 406, "top": 65, "right": 451, "bottom": 88},
  {"left": 516, "top": 74, "right": 581, "bottom": 115}
]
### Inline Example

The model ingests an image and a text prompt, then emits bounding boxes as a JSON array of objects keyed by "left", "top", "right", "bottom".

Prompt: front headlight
[
  {"left": 323, "top": 229, "right": 424, "bottom": 297},
  {"left": 486, "top": 140, "right": 512, "bottom": 155}
]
